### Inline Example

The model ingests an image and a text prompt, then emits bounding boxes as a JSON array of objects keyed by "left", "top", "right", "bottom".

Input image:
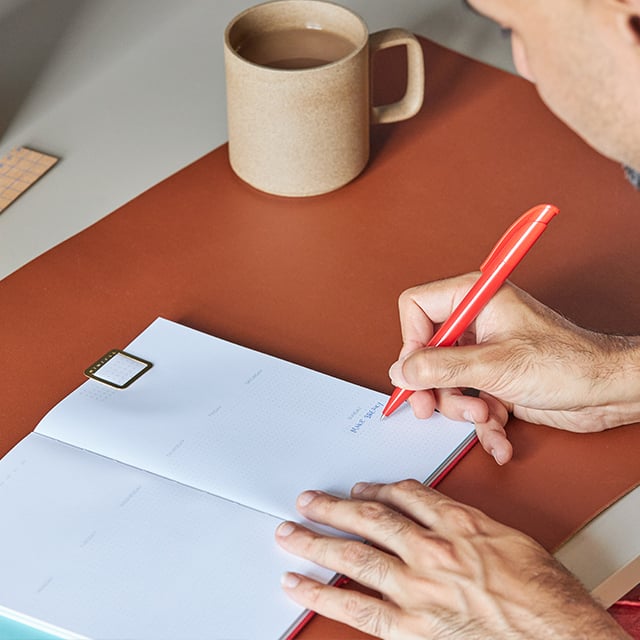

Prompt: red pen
[{"left": 381, "top": 203, "right": 559, "bottom": 419}]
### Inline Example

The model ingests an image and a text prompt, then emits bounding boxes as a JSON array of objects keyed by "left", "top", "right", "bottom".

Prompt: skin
[
  {"left": 389, "top": 276, "right": 640, "bottom": 465},
  {"left": 277, "top": 481, "right": 631, "bottom": 639},
  {"left": 277, "top": 1, "right": 640, "bottom": 637},
  {"left": 466, "top": 0, "right": 640, "bottom": 170}
]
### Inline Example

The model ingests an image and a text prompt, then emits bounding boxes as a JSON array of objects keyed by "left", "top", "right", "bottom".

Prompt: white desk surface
[{"left": 0, "top": 0, "right": 636, "bottom": 604}]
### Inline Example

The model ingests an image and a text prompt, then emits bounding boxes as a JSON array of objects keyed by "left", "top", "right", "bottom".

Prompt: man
[{"left": 275, "top": 1, "right": 640, "bottom": 638}]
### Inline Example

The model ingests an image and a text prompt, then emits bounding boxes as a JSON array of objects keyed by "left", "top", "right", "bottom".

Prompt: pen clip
[{"left": 480, "top": 204, "right": 559, "bottom": 273}]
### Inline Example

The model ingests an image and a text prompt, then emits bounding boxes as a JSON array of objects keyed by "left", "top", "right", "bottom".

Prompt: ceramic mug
[{"left": 224, "top": 0, "right": 425, "bottom": 197}]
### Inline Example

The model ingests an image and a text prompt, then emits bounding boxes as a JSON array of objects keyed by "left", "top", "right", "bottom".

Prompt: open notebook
[{"left": 0, "top": 318, "right": 475, "bottom": 640}]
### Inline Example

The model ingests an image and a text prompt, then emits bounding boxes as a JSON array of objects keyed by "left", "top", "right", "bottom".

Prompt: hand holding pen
[{"left": 383, "top": 203, "right": 559, "bottom": 418}]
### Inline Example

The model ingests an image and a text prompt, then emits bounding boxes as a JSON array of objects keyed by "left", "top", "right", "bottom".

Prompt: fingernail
[
  {"left": 352, "top": 482, "right": 369, "bottom": 495},
  {"left": 492, "top": 449, "right": 505, "bottom": 465},
  {"left": 297, "top": 491, "right": 319, "bottom": 507},
  {"left": 463, "top": 410, "right": 475, "bottom": 423},
  {"left": 388, "top": 360, "right": 407, "bottom": 387},
  {"left": 281, "top": 573, "right": 301, "bottom": 589},
  {"left": 276, "top": 522, "right": 295, "bottom": 537}
]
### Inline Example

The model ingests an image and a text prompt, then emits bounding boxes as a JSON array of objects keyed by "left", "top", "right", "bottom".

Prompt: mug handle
[{"left": 369, "top": 28, "right": 425, "bottom": 125}]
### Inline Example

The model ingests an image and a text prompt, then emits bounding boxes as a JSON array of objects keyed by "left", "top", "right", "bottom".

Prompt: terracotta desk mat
[{"left": 1, "top": 38, "right": 639, "bottom": 639}]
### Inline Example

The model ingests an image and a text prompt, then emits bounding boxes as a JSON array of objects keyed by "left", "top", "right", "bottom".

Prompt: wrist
[{"left": 592, "top": 333, "right": 640, "bottom": 422}]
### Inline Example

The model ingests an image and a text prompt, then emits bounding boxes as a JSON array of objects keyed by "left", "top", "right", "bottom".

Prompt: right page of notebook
[{"left": 36, "top": 318, "right": 476, "bottom": 522}]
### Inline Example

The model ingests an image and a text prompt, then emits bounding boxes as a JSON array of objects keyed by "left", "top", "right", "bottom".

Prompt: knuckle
[
  {"left": 304, "top": 580, "right": 324, "bottom": 608},
  {"left": 341, "top": 541, "right": 390, "bottom": 585},
  {"left": 398, "top": 286, "right": 421, "bottom": 306},
  {"left": 437, "top": 353, "right": 470, "bottom": 386},
  {"left": 341, "top": 540, "right": 373, "bottom": 566},
  {"left": 424, "top": 534, "right": 459, "bottom": 564},
  {"left": 389, "top": 478, "right": 426, "bottom": 497},
  {"left": 356, "top": 500, "right": 412, "bottom": 538},
  {"left": 408, "top": 350, "right": 466, "bottom": 388},
  {"left": 344, "top": 596, "right": 393, "bottom": 637},
  {"left": 307, "top": 533, "right": 331, "bottom": 565},
  {"left": 308, "top": 492, "right": 337, "bottom": 517},
  {"left": 478, "top": 340, "right": 537, "bottom": 393},
  {"left": 357, "top": 500, "right": 391, "bottom": 523},
  {"left": 440, "top": 502, "right": 485, "bottom": 536}
]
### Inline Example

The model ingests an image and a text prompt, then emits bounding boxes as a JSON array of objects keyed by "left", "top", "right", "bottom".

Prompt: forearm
[{"left": 504, "top": 555, "right": 632, "bottom": 640}]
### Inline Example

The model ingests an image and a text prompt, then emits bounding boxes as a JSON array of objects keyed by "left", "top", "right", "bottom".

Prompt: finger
[
  {"left": 433, "top": 387, "right": 489, "bottom": 424},
  {"left": 287, "top": 491, "right": 443, "bottom": 569},
  {"left": 397, "top": 274, "right": 480, "bottom": 350},
  {"left": 432, "top": 389, "right": 513, "bottom": 464},
  {"left": 280, "top": 572, "right": 399, "bottom": 638},
  {"left": 351, "top": 480, "right": 492, "bottom": 539},
  {"left": 406, "top": 389, "right": 437, "bottom": 419},
  {"left": 390, "top": 342, "right": 498, "bottom": 394},
  {"left": 397, "top": 289, "right": 436, "bottom": 358},
  {"left": 474, "top": 392, "right": 512, "bottom": 464},
  {"left": 275, "top": 520, "right": 404, "bottom": 597},
  {"left": 351, "top": 480, "right": 443, "bottom": 532}
]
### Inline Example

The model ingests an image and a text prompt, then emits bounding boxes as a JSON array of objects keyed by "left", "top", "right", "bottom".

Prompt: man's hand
[
  {"left": 389, "top": 274, "right": 640, "bottom": 464},
  {"left": 276, "top": 480, "right": 630, "bottom": 640}
]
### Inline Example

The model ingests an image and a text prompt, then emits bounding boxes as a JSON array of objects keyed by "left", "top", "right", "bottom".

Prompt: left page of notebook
[
  {"left": 0, "top": 432, "right": 331, "bottom": 640},
  {"left": 36, "top": 317, "right": 475, "bottom": 523}
]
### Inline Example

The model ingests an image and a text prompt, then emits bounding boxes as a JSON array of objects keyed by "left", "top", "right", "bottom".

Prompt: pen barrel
[
  {"left": 383, "top": 206, "right": 558, "bottom": 418},
  {"left": 429, "top": 216, "right": 554, "bottom": 348},
  {"left": 383, "top": 386, "right": 412, "bottom": 416},
  {"left": 428, "top": 268, "right": 506, "bottom": 348}
]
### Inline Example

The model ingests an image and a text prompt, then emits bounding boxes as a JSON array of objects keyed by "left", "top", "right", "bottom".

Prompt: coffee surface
[{"left": 236, "top": 28, "right": 355, "bottom": 69}]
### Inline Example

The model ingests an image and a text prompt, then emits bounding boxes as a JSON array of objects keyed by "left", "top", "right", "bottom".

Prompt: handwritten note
[{"left": 350, "top": 401, "right": 384, "bottom": 434}]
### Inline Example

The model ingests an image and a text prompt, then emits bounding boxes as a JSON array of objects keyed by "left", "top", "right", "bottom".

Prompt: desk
[
  {"left": 0, "top": 0, "right": 513, "bottom": 280},
  {"left": 1, "top": 37, "right": 639, "bottom": 640}
]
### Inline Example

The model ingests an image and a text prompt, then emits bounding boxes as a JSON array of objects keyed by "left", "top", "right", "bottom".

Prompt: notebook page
[
  {"left": 36, "top": 318, "right": 475, "bottom": 522},
  {"left": 0, "top": 433, "right": 331, "bottom": 640}
]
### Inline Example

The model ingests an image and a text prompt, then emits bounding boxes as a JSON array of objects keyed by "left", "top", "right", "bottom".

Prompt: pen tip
[{"left": 379, "top": 414, "right": 387, "bottom": 422}]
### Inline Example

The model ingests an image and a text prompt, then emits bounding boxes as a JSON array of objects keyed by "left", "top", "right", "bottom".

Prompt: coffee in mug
[
  {"left": 235, "top": 27, "right": 355, "bottom": 69},
  {"left": 224, "top": 0, "right": 425, "bottom": 197}
]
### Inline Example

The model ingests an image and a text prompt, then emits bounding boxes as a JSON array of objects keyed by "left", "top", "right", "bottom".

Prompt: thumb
[{"left": 389, "top": 344, "right": 490, "bottom": 392}]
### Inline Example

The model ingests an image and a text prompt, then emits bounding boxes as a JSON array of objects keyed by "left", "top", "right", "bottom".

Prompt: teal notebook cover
[{"left": 0, "top": 617, "right": 62, "bottom": 640}]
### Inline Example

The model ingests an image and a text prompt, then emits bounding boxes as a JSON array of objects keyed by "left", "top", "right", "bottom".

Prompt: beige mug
[{"left": 224, "top": 0, "right": 425, "bottom": 197}]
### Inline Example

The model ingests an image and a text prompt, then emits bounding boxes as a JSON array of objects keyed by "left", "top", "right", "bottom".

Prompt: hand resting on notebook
[
  {"left": 388, "top": 275, "right": 640, "bottom": 465},
  {"left": 276, "top": 480, "right": 631, "bottom": 640}
]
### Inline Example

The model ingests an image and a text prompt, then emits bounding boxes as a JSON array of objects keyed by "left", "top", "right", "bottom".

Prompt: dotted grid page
[
  {"left": 0, "top": 147, "right": 58, "bottom": 214},
  {"left": 35, "top": 318, "right": 475, "bottom": 524},
  {"left": 0, "top": 433, "right": 331, "bottom": 640}
]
